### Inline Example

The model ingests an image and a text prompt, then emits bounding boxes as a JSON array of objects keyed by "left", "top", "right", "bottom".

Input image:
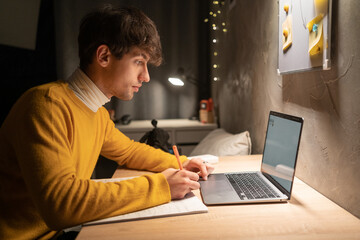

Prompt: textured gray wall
[{"left": 213, "top": 0, "right": 360, "bottom": 218}]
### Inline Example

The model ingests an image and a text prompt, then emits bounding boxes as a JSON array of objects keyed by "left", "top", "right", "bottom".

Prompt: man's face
[{"left": 104, "top": 47, "right": 150, "bottom": 100}]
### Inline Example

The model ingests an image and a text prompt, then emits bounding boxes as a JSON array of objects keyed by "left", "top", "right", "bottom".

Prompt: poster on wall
[{"left": 278, "top": 0, "right": 332, "bottom": 75}]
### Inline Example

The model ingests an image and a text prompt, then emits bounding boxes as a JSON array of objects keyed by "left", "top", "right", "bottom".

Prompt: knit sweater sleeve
[
  {"left": 11, "top": 89, "right": 182, "bottom": 230},
  {"left": 99, "top": 108, "right": 187, "bottom": 172}
]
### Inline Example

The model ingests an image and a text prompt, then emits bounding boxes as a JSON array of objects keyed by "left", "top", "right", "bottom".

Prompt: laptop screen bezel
[{"left": 260, "top": 111, "right": 304, "bottom": 199}]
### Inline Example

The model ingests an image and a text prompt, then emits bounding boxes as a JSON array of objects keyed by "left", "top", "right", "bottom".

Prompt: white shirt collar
[{"left": 67, "top": 68, "right": 110, "bottom": 112}]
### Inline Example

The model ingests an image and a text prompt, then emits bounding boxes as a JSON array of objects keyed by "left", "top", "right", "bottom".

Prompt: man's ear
[{"left": 96, "top": 45, "right": 111, "bottom": 67}]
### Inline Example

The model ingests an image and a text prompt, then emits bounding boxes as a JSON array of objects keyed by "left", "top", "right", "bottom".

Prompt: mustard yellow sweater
[{"left": 0, "top": 81, "right": 185, "bottom": 240}]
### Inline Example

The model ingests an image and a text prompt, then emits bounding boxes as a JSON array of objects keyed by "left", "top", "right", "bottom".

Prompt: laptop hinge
[{"left": 262, "top": 172, "right": 291, "bottom": 198}]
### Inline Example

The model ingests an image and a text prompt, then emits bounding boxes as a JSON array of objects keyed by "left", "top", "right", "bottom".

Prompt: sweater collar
[{"left": 67, "top": 68, "right": 110, "bottom": 112}]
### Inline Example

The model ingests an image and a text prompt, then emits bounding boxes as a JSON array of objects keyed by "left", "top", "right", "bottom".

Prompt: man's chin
[{"left": 116, "top": 94, "right": 134, "bottom": 101}]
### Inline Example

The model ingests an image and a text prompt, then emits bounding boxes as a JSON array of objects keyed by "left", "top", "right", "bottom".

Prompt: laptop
[{"left": 199, "top": 111, "right": 303, "bottom": 205}]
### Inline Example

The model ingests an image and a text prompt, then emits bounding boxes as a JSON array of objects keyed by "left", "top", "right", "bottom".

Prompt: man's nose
[{"left": 139, "top": 64, "right": 150, "bottom": 82}]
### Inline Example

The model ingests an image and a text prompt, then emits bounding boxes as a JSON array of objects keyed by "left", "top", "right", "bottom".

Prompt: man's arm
[
  {"left": 100, "top": 110, "right": 214, "bottom": 199},
  {"left": 100, "top": 110, "right": 188, "bottom": 171},
  {"left": 12, "top": 95, "right": 173, "bottom": 230}
]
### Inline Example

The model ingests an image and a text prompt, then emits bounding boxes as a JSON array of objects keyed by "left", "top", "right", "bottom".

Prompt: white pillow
[{"left": 190, "top": 128, "right": 252, "bottom": 157}]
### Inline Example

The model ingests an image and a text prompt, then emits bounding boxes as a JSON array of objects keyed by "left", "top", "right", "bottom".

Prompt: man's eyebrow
[
  {"left": 132, "top": 51, "right": 149, "bottom": 61},
  {"left": 140, "top": 53, "right": 149, "bottom": 60}
]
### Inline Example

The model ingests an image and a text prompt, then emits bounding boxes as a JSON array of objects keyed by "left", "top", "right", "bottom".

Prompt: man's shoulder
[
  {"left": 2, "top": 81, "right": 72, "bottom": 129},
  {"left": 27, "top": 80, "right": 68, "bottom": 95},
  {"left": 23, "top": 80, "right": 71, "bottom": 102}
]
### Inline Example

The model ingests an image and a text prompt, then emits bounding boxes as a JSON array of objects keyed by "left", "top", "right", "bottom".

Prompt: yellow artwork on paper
[
  {"left": 314, "top": 0, "right": 328, "bottom": 14},
  {"left": 282, "top": 15, "right": 292, "bottom": 52},
  {"left": 307, "top": 14, "right": 324, "bottom": 56}
]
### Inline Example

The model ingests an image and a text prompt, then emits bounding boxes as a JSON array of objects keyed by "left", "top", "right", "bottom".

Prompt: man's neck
[{"left": 67, "top": 68, "right": 110, "bottom": 112}]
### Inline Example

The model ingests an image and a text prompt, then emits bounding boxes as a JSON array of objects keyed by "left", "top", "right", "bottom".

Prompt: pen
[{"left": 172, "top": 145, "right": 183, "bottom": 170}]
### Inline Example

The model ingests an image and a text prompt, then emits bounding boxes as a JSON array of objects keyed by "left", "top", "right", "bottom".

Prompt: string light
[{"left": 203, "top": 0, "right": 227, "bottom": 82}]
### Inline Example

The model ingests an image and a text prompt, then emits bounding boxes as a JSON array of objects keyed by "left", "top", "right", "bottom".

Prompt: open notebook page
[{"left": 84, "top": 177, "right": 208, "bottom": 226}]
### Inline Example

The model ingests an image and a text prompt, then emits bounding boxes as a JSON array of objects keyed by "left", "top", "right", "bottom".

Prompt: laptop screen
[{"left": 261, "top": 111, "right": 303, "bottom": 196}]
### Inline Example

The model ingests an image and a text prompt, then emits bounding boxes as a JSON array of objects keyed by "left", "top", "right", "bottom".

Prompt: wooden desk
[{"left": 78, "top": 155, "right": 360, "bottom": 240}]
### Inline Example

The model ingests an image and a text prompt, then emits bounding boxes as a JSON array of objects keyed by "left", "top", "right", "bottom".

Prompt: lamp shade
[{"left": 168, "top": 77, "right": 185, "bottom": 86}]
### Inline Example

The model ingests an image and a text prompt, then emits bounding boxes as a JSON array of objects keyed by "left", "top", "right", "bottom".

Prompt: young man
[{"left": 0, "top": 6, "right": 213, "bottom": 240}]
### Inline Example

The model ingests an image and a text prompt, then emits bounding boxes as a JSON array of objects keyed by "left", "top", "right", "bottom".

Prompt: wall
[
  {"left": 0, "top": 0, "right": 57, "bottom": 125},
  {"left": 213, "top": 0, "right": 360, "bottom": 218}
]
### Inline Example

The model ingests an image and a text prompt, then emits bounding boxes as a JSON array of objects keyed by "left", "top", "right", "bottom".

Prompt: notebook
[
  {"left": 84, "top": 177, "right": 208, "bottom": 226},
  {"left": 200, "top": 111, "right": 303, "bottom": 205}
]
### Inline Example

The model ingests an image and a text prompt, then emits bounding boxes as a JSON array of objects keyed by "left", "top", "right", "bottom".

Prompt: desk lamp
[{"left": 168, "top": 67, "right": 197, "bottom": 86}]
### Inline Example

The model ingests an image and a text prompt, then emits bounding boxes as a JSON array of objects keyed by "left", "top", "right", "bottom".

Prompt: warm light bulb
[
  {"left": 223, "top": 28, "right": 228, "bottom": 32},
  {"left": 213, "top": 1, "right": 219, "bottom": 4},
  {"left": 222, "top": 22, "right": 226, "bottom": 26},
  {"left": 204, "top": 18, "right": 209, "bottom": 23},
  {"left": 214, "top": 52, "right": 218, "bottom": 56},
  {"left": 212, "top": 39, "right": 217, "bottom": 43},
  {"left": 213, "top": 64, "right": 218, "bottom": 69},
  {"left": 213, "top": 77, "right": 218, "bottom": 81}
]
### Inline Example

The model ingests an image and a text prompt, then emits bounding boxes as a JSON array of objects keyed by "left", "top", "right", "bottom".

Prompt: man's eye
[{"left": 135, "top": 60, "right": 143, "bottom": 65}]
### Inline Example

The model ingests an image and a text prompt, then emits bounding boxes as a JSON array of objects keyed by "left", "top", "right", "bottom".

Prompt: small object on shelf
[{"left": 199, "top": 98, "right": 214, "bottom": 124}]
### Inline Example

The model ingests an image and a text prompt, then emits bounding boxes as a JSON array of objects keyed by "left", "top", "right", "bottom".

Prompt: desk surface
[{"left": 78, "top": 155, "right": 360, "bottom": 240}]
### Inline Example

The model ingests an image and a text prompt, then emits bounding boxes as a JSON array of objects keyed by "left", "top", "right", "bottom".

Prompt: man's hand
[
  {"left": 161, "top": 158, "right": 215, "bottom": 200},
  {"left": 182, "top": 158, "right": 215, "bottom": 180},
  {"left": 161, "top": 168, "right": 200, "bottom": 199}
]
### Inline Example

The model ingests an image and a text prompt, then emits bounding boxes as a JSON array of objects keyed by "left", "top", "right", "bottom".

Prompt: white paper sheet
[{"left": 84, "top": 177, "right": 208, "bottom": 226}]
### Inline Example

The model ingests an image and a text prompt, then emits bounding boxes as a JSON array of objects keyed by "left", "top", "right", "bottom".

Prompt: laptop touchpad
[
  {"left": 200, "top": 174, "right": 240, "bottom": 204},
  {"left": 201, "top": 174, "right": 232, "bottom": 192}
]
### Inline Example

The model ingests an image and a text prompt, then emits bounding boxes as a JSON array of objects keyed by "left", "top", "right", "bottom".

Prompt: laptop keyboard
[{"left": 225, "top": 172, "right": 281, "bottom": 200}]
